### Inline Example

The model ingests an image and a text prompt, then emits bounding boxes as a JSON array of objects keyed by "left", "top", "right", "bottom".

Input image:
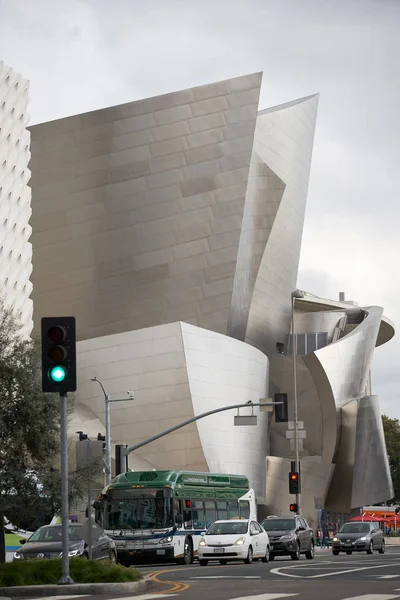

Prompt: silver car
[{"left": 332, "top": 521, "right": 385, "bottom": 555}]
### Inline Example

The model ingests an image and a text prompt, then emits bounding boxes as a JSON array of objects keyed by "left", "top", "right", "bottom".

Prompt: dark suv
[{"left": 261, "top": 516, "right": 314, "bottom": 561}]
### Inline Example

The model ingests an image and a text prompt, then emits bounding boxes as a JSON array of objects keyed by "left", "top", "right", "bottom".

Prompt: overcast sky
[{"left": 1, "top": 0, "right": 399, "bottom": 417}]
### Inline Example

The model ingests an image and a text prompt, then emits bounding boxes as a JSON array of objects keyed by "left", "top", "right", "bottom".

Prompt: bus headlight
[
  {"left": 159, "top": 536, "right": 173, "bottom": 545},
  {"left": 199, "top": 539, "right": 207, "bottom": 546},
  {"left": 13, "top": 552, "right": 22, "bottom": 559}
]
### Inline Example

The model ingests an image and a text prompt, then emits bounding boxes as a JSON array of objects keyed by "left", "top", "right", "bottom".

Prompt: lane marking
[
  {"left": 151, "top": 568, "right": 190, "bottom": 594},
  {"left": 103, "top": 595, "right": 178, "bottom": 600},
  {"left": 270, "top": 562, "right": 400, "bottom": 579},
  {"left": 225, "top": 595, "right": 298, "bottom": 600},
  {"left": 377, "top": 575, "right": 400, "bottom": 579},
  {"left": 336, "top": 596, "right": 400, "bottom": 600},
  {"left": 190, "top": 575, "right": 261, "bottom": 579}
]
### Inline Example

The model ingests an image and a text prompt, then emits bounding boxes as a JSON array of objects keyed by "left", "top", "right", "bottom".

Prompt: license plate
[
  {"left": 214, "top": 548, "right": 225, "bottom": 553},
  {"left": 156, "top": 549, "right": 166, "bottom": 555}
]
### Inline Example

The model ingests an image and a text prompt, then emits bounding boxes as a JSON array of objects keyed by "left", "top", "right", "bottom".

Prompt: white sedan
[{"left": 198, "top": 519, "right": 270, "bottom": 565}]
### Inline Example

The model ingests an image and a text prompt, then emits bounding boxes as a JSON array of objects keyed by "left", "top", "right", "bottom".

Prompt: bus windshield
[{"left": 104, "top": 488, "right": 173, "bottom": 530}]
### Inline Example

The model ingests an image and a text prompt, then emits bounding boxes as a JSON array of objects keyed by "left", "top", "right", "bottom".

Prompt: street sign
[
  {"left": 286, "top": 429, "right": 307, "bottom": 439},
  {"left": 234, "top": 415, "right": 257, "bottom": 426}
]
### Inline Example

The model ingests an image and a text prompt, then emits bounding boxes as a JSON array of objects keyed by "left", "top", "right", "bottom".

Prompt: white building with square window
[{"left": 0, "top": 61, "right": 33, "bottom": 336}]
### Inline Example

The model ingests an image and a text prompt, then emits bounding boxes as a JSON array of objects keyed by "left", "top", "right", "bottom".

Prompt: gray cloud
[{"left": 1, "top": 0, "right": 399, "bottom": 415}]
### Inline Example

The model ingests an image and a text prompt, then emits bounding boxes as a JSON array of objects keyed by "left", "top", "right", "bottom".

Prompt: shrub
[{"left": 0, "top": 558, "right": 142, "bottom": 587}]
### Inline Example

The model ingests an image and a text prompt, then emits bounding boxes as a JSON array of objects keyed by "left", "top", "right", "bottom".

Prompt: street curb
[{"left": 0, "top": 576, "right": 153, "bottom": 598}]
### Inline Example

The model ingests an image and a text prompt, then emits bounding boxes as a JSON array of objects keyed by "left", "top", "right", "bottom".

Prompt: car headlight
[
  {"left": 333, "top": 537, "right": 339, "bottom": 542},
  {"left": 68, "top": 549, "right": 81, "bottom": 556},
  {"left": 13, "top": 552, "right": 21, "bottom": 559},
  {"left": 280, "top": 534, "right": 294, "bottom": 541},
  {"left": 357, "top": 537, "right": 367, "bottom": 542},
  {"left": 199, "top": 539, "right": 207, "bottom": 546},
  {"left": 235, "top": 537, "right": 246, "bottom": 545},
  {"left": 159, "top": 536, "right": 173, "bottom": 544}
]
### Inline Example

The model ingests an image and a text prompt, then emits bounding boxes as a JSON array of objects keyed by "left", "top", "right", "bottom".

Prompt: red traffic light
[
  {"left": 290, "top": 473, "right": 298, "bottom": 481},
  {"left": 290, "top": 503, "right": 298, "bottom": 513},
  {"left": 48, "top": 326, "right": 66, "bottom": 344}
]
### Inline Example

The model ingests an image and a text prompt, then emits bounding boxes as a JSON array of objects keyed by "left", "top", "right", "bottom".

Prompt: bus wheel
[
  {"left": 200, "top": 560, "right": 208, "bottom": 566},
  {"left": 180, "top": 537, "right": 193, "bottom": 565}
]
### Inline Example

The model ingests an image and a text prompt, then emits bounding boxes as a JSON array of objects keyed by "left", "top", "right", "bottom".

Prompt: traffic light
[
  {"left": 115, "top": 444, "right": 128, "bottom": 476},
  {"left": 41, "top": 317, "right": 76, "bottom": 393},
  {"left": 289, "top": 471, "right": 300, "bottom": 494},
  {"left": 274, "top": 393, "right": 288, "bottom": 423},
  {"left": 290, "top": 503, "right": 298, "bottom": 513}
]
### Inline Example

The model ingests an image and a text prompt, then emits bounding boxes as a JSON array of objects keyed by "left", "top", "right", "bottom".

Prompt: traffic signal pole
[
  {"left": 41, "top": 318, "right": 77, "bottom": 585},
  {"left": 59, "top": 392, "right": 73, "bottom": 584}
]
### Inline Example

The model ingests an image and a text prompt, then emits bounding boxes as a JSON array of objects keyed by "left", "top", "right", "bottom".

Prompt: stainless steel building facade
[{"left": 27, "top": 72, "right": 395, "bottom": 523}]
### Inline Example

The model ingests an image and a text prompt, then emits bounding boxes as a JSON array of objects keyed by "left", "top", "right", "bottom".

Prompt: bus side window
[
  {"left": 216, "top": 501, "right": 228, "bottom": 521},
  {"left": 239, "top": 501, "right": 250, "bottom": 519},
  {"left": 174, "top": 499, "right": 183, "bottom": 527},
  {"left": 183, "top": 499, "right": 193, "bottom": 529},
  {"left": 228, "top": 500, "right": 239, "bottom": 519},
  {"left": 192, "top": 500, "right": 205, "bottom": 529},
  {"left": 204, "top": 501, "right": 217, "bottom": 528}
]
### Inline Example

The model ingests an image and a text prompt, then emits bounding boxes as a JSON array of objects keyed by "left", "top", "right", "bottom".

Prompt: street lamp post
[
  {"left": 90, "top": 377, "right": 134, "bottom": 486},
  {"left": 291, "top": 289, "right": 305, "bottom": 515}
]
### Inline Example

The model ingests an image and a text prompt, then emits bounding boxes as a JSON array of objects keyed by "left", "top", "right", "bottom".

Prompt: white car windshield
[{"left": 207, "top": 521, "right": 248, "bottom": 535}]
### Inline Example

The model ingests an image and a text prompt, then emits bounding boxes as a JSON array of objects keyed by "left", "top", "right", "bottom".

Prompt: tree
[
  {"left": 0, "top": 300, "right": 104, "bottom": 562},
  {"left": 382, "top": 414, "right": 400, "bottom": 503}
]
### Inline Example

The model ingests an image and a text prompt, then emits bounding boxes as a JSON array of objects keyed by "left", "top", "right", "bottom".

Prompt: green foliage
[
  {"left": 0, "top": 299, "right": 101, "bottom": 533},
  {"left": 0, "top": 300, "right": 60, "bottom": 527},
  {"left": 382, "top": 414, "right": 400, "bottom": 503},
  {"left": 0, "top": 558, "right": 142, "bottom": 587}
]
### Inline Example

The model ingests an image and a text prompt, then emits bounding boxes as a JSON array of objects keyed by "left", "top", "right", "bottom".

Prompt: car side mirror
[
  {"left": 175, "top": 514, "right": 183, "bottom": 525},
  {"left": 19, "top": 539, "right": 26, "bottom": 545}
]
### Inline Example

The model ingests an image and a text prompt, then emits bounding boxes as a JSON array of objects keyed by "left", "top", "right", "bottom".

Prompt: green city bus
[{"left": 94, "top": 469, "right": 252, "bottom": 565}]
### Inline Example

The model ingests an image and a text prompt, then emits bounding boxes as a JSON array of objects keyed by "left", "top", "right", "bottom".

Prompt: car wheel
[
  {"left": 332, "top": 550, "right": 339, "bottom": 556},
  {"left": 379, "top": 539, "right": 385, "bottom": 554},
  {"left": 179, "top": 537, "right": 193, "bottom": 565},
  {"left": 305, "top": 541, "right": 314, "bottom": 560},
  {"left": 219, "top": 560, "right": 227, "bottom": 565},
  {"left": 366, "top": 541, "right": 373, "bottom": 555},
  {"left": 262, "top": 545, "right": 270, "bottom": 563},
  {"left": 244, "top": 546, "right": 253, "bottom": 564},
  {"left": 345, "top": 550, "right": 352, "bottom": 555},
  {"left": 290, "top": 543, "right": 300, "bottom": 561},
  {"left": 269, "top": 553, "right": 275, "bottom": 561},
  {"left": 199, "top": 560, "right": 208, "bottom": 566}
]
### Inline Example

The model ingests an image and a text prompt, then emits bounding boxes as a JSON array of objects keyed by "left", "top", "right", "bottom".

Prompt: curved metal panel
[
  {"left": 352, "top": 395, "right": 393, "bottom": 507},
  {"left": 75, "top": 321, "right": 269, "bottom": 499},
  {"left": 244, "top": 95, "right": 319, "bottom": 358}
]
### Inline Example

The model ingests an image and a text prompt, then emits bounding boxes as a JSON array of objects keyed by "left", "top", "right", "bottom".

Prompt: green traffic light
[{"left": 49, "top": 365, "right": 66, "bottom": 383}]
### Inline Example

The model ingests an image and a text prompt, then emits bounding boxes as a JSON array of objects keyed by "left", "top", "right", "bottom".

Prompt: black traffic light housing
[
  {"left": 289, "top": 464, "right": 301, "bottom": 494},
  {"left": 290, "top": 503, "right": 298, "bottom": 513},
  {"left": 274, "top": 393, "right": 288, "bottom": 423},
  {"left": 41, "top": 317, "right": 76, "bottom": 393}
]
